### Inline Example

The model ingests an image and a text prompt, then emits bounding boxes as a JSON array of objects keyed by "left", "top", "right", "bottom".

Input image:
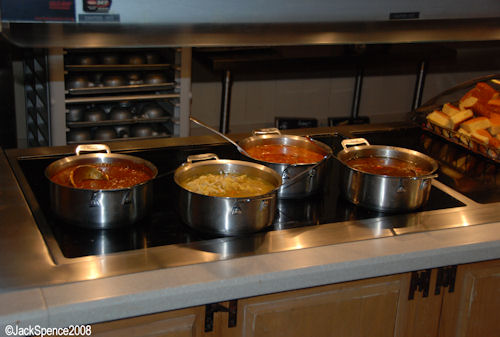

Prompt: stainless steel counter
[{"left": 1, "top": 123, "right": 500, "bottom": 292}]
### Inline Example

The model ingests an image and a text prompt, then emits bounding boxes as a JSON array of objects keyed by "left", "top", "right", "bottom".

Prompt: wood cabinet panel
[
  {"left": 439, "top": 259, "right": 500, "bottom": 337},
  {"left": 90, "top": 306, "right": 204, "bottom": 337},
  {"left": 229, "top": 274, "right": 409, "bottom": 337},
  {"left": 394, "top": 268, "right": 442, "bottom": 337}
]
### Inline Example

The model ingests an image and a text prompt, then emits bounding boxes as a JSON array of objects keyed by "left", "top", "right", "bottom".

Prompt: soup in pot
[
  {"left": 50, "top": 162, "right": 154, "bottom": 189},
  {"left": 246, "top": 144, "right": 325, "bottom": 164},
  {"left": 346, "top": 157, "right": 430, "bottom": 177},
  {"left": 182, "top": 172, "right": 275, "bottom": 197}
]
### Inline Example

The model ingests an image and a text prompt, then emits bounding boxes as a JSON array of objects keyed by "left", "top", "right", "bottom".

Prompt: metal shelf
[
  {"left": 65, "top": 64, "right": 173, "bottom": 71},
  {"left": 67, "top": 116, "right": 172, "bottom": 128},
  {"left": 65, "top": 82, "right": 176, "bottom": 95},
  {"left": 65, "top": 93, "right": 180, "bottom": 104}
]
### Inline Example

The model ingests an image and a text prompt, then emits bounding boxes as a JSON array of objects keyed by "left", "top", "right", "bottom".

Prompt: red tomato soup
[
  {"left": 246, "top": 144, "right": 325, "bottom": 164},
  {"left": 346, "top": 157, "right": 430, "bottom": 177},
  {"left": 51, "top": 162, "right": 154, "bottom": 189}
]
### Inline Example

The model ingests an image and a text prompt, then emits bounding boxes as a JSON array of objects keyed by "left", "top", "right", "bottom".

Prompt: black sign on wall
[{"left": 1, "top": 0, "right": 75, "bottom": 22}]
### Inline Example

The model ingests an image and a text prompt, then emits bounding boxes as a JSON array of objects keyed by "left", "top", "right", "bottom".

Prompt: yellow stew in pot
[{"left": 181, "top": 172, "right": 275, "bottom": 197}]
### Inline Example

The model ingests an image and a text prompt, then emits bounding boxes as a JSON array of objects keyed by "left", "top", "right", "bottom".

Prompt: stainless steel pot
[
  {"left": 238, "top": 128, "right": 333, "bottom": 199},
  {"left": 45, "top": 144, "right": 157, "bottom": 229},
  {"left": 174, "top": 153, "right": 281, "bottom": 236},
  {"left": 337, "top": 138, "right": 438, "bottom": 212}
]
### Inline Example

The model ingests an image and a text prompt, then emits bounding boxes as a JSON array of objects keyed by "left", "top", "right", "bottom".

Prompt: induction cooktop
[{"left": 15, "top": 131, "right": 466, "bottom": 259}]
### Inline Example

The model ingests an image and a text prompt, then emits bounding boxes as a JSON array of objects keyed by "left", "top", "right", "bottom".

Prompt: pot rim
[
  {"left": 337, "top": 144, "right": 439, "bottom": 179},
  {"left": 174, "top": 156, "right": 282, "bottom": 200}
]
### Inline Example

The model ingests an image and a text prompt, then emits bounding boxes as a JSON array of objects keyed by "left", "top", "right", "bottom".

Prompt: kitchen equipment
[
  {"left": 102, "top": 74, "right": 126, "bottom": 87},
  {"left": 131, "top": 124, "right": 154, "bottom": 138},
  {"left": 145, "top": 52, "right": 160, "bottom": 64},
  {"left": 94, "top": 127, "right": 117, "bottom": 140},
  {"left": 67, "top": 75, "right": 90, "bottom": 89},
  {"left": 174, "top": 153, "right": 281, "bottom": 236},
  {"left": 124, "top": 54, "right": 146, "bottom": 65},
  {"left": 11, "top": 128, "right": 469, "bottom": 261},
  {"left": 337, "top": 138, "right": 438, "bottom": 212},
  {"left": 100, "top": 54, "right": 120, "bottom": 65},
  {"left": 126, "top": 72, "right": 143, "bottom": 85},
  {"left": 74, "top": 54, "right": 97, "bottom": 65},
  {"left": 67, "top": 129, "right": 92, "bottom": 142},
  {"left": 144, "top": 72, "right": 167, "bottom": 84},
  {"left": 44, "top": 144, "right": 157, "bottom": 229},
  {"left": 66, "top": 105, "right": 85, "bottom": 122},
  {"left": 239, "top": 128, "right": 333, "bottom": 198},
  {"left": 114, "top": 125, "right": 131, "bottom": 138},
  {"left": 141, "top": 103, "right": 165, "bottom": 119},
  {"left": 83, "top": 107, "right": 107, "bottom": 122},
  {"left": 109, "top": 103, "right": 133, "bottom": 120}
]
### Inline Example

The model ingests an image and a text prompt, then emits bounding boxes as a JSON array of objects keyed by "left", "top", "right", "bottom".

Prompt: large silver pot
[
  {"left": 45, "top": 144, "right": 157, "bottom": 229},
  {"left": 174, "top": 153, "right": 281, "bottom": 236},
  {"left": 337, "top": 138, "right": 438, "bottom": 212},
  {"left": 238, "top": 128, "right": 333, "bottom": 199}
]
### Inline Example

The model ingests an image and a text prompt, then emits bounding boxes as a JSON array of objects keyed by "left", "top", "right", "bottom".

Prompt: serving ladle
[
  {"left": 189, "top": 116, "right": 251, "bottom": 157},
  {"left": 70, "top": 164, "right": 109, "bottom": 187}
]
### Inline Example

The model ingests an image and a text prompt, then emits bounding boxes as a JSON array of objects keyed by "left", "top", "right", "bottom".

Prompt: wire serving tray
[{"left": 413, "top": 74, "right": 500, "bottom": 164}]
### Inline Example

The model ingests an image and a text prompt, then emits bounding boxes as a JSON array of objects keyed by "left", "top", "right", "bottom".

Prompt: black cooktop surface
[{"left": 17, "top": 130, "right": 468, "bottom": 258}]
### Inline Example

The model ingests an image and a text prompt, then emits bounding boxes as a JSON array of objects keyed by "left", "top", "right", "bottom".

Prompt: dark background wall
[{"left": 0, "top": 36, "right": 16, "bottom": 149}]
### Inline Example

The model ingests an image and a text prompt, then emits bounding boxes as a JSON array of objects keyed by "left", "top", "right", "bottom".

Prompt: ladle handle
[{"left": 189, "top": 116, "right": 250, "bottom": 156}]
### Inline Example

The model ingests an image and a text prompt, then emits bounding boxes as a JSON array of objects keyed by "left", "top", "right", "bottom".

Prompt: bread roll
[
  {"left": 426, "top": 110, "right": 452, "bottom": 129},
  {"left": 489, "top": 112, "right": 500, "bottom": 136},
  {"left": 471, "top": 129, "right": 490, "bottom": 145},
  {"left": 450, "top": 109, "right": 473, "bottom": 130},
  {"left": 460, "top": 117, "right": 492, "bottom": 133},
  {"left": 442, "top": 103, "right": 460, "bottom": 116}
]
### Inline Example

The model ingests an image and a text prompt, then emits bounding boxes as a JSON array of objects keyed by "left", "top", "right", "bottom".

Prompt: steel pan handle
[
  {"left": 341, "top": 138, "right": 370, "bottom": 150},
  {"left": 186, "top": 153, "right": 219, "bottom": 163},
  {"left": 75, "top": 144, "right": 111, "bottom": 156},
  {"left": 252, "top": 128, "right": 281, "bottom": 136}
]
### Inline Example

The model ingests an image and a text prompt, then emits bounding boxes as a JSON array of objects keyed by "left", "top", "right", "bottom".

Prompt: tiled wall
[{"left": 190, "top": 70, "right": 494, "bottom": 135}]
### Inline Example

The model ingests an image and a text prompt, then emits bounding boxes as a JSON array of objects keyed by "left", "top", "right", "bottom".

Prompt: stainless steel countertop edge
[
  {"left": 1, "top": 221, "right": 498, "bottom": 328},
  {"left": 1, "top": 122, "right": 500, "bottom": 328}
]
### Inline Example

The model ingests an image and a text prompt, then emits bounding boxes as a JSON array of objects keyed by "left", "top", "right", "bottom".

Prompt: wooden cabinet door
[
  {"left": 221, "top": 273, "right": 419, "bottom": 337},
  {"left": 90, "top": 306, "right": 205, "bottom": 337},
  {"left": 439, "top": 259, "right": 500, "bottom": 337}
]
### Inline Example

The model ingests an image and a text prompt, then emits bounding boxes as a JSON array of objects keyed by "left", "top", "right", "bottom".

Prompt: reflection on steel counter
[{"left": 14, "top": 131, "right": 466, "bottom": 259}]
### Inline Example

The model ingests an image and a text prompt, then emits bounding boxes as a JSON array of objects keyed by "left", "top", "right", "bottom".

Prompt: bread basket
[{"left": 413, "top": 74, "right": 500, "bottom": 163}]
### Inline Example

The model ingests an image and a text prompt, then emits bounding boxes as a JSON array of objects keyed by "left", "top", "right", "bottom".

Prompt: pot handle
[
  {"left": 341, "top": 138, "right": 370, "bottom": 150},
  {"left": 411, "top": 173, "right": 439, "bottom": 181},
  {"left": 75, "top": 144, "right": 111, "bottom": 156},
  {"left": 186, "top": 153, "right": 219, "bottom": 163},
  {"left": 252, "top": 128, "right": 282, "bottom": 136}
]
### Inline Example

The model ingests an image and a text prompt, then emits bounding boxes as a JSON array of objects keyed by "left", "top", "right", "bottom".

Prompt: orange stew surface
[
  {"left": 246, "top": 144, "right": 325, "bottom": 164},
  {"left": 51, "top": 162, "right": 154, "bottom": 189},
  {"left": 346, "top": 157, "right": 430, "bottom": 177}
]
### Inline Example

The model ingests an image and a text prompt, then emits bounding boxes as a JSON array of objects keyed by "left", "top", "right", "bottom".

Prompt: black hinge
[
  {"left": 204, "top": 300, "right": 238, "bottom": 332},
  {"left": 408, "top": 269, "right": 432, "bottom": 300},
  {"left": 435, "top": 265, "right": 457, "bottom": 295}
]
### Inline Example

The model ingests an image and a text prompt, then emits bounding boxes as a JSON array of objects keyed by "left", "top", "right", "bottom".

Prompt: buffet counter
[{"left": 1, "top": 123, "right": 499, "bottom": 331}]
